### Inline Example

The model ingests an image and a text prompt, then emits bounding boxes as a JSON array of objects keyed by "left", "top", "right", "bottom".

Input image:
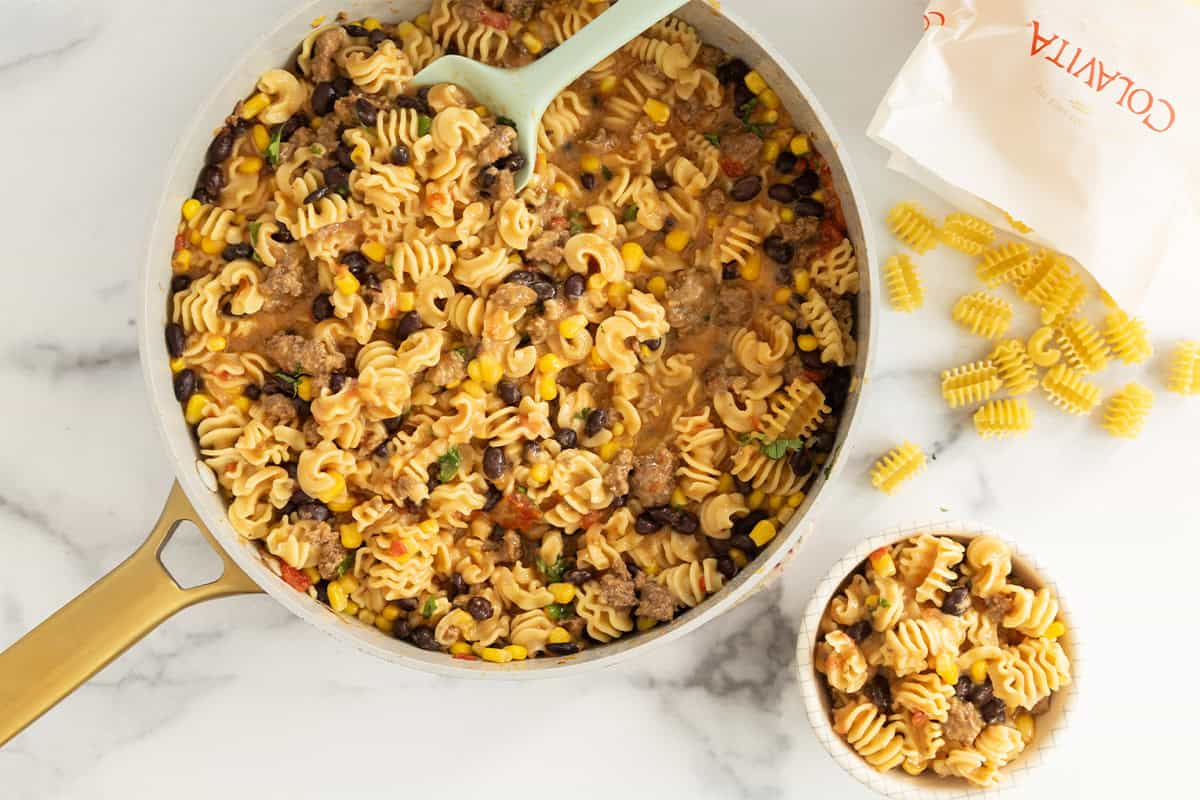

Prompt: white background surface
[{"left": 0, "top": 1, "right": 1196, "bottom": 798}]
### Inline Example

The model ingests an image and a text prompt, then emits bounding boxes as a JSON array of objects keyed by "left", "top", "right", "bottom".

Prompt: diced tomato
[
  {"left": 173, "top": 233, "right": 185, "bottom": 253},
  {"left": 549, "top": 215, "right": 567, "bottom": 229},
  {"left": 869, "top": 547, "right": 889, "bottom": 561},
  {"left": 279, "top": 563, "right": 311, "bottom": 592},
  {"left": 720, "top": 156, "right": 746, "bottom": 178},
  {"left": 803, "top": 369, "right": 825, "bottom": 384},
  {"left": 426, "top": 191, "right": 446, "bottom": 208},
  {"left": 912, "top": 711, "right": 929, "bottom": 728},
  {"left": 577, "top": 510, "right": 605, "bottom": 530},
  {"left": 388, "top": 539, "right": 408, "bottom": 557},
  {"left": 491, "top": 492, "right": 542, "bottom": 532},
  {"left": 480, "top": 9, "right": 509, "bottom": 29},
  {"left": 452, "top": 653, "right": 479, "bottom": 661},
  {"left": 699, "top": 577, "right": 707, "bottom": 593}
]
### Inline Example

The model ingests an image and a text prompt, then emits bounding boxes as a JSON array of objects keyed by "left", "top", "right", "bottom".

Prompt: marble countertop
[{"left": 1, "top": 1, "right": 1196, "bottom": 797}]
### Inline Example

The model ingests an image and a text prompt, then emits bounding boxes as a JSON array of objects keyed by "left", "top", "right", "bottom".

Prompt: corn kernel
[
  {"left": 538, "top": 374, "right": 558, "bottom": 401},
  {"left": 381, "top": 603, "right": 401, "bottom": 622},
  {"left": 522, "top": 32, "right": 544, "bottom": 54},
  {"left": 869, "top": 549, "right": 896, "bottom": 578},
  {"left": 611, "top": 422, "right": 625, "bottom": 436},
  {"left": 233, "top": 395, "right": 251, "bottom": 415},
  {"left": 1015, "top": 711, "right": 1035, "bottom": 741},
  {"left": 762, "top": 140, "right": 781, "bottom": 164},
  {"left": 642, "top": 564, "right": 660, "bottom": 577},
  {"left": 585, "top": 273, "right": 608, "bottom": 292},
  {"left": 350, "top": 144, "right": 367, "bottom": 166},
  {"left": 461, "top": 379, "right": 486, "bottom": 399},
  {"left": 303, "top": 567, "right": 320, "bottom": 584},
  {"left": 450, "top": 641, "right": 473, "bottom": 656},
  {"left": 797, "top": 334, "right": 819, "bottom": 353},
  {"left": 773, "top": 287, "right": 792, "bottom": 305},
  {"left": 340, "top": 522, "right": 363, "bottom": 549},
  {"left": 310, "top": 15, "right": 326, "bottom": 27},
  {"left": 718, "top": 474, "right": 734, "bottom": 493},
  {"left": 935, "top": 651, "right": 959, "bottom": 685},
  {"left": 793, "top": 269, "right": 811, "bottom": 294},
  {"left": 362, "top": 16, "right": 382, "bottom": 30},
  {"left": 970, "top": 660, "right": 988, "bottom": 683},
  {"left": 188, "top": 230, "right": 202, "bottom": 246},
  {"left": 558, "top": 314, "right": 588, "bottom": 340},
  {"left": 419, "top": 518, "right": 440, "bottom": 536},
  {"left": 580, "top": 154, "right": 602, "bottom": 174},
  {"left": 337, "top": 573, "right": 359, "bottom": 594},
  {"left": 790, "top": 135, "right": 811, "bottom": 156},
  {"left": 811, "top": 189, "right": 827, "bottom": 203},
  {"left": 621, "top": 242, "right": 645, "bottom": 273},
  {"left": 599, "top": 75, "right": 619, "bottom": 94},
  {"left": 548, "top": 626, "right": 572, "bottom": 645},
  {"left": 478, "top": 355, "right": 502, "bottom": 386},
  {"left": 730, "top": 548, "right": 748, "bottom": 568},
  {"left": 185, "top": 393, "right": 211, "bottom": 424},
  {"left": 529, "top": 463, "right": 551, "bottom": 486},
  {"left": 773, "top": 127, "right": 795, "bottom": 145},
  {"left": 757, "top": 109, "right": 780, "bottom": 125},
  {"left": 326, "top": 583, "right": 349, "bottom": 612},
  {"left": 172, "top": 249, "right": 192, "bottom": 270},
  {"left": 643, "top": 98, "right": 671, "bottom": 125},
  {"left": 415, "top": 12, "right": 431, "bottom": 31},
  {"left": 779, "top": 207, "right": 796, "bottom": 224},
  {"left": 588, "top": 347, "right": 609, "bottom": 370},
  {"left": 552, "top": 181, "right": 569, "bottom": 197},
  {"left": 744, "top": 70, "right": 767, "bottom": 95},
  {"left": 1045, "top": 621, "right": 1066, "bottom": 639},
  {"left": 593, "top": 441, "right": 617, "bottom": 462},
  {"left": 706, "top": 214, "right": 720, "bottom": 231},
  {"left": 662, "top": 487, "right": 684, "bottom": 509},
  {"left": 505, "top": 644, "right": 529, "bottom": 661},
  {"left": 181, "top": 198, "right": 202, "bottom": 221},
  {"left": 237, "top": 156, "right": 264, "bottom": 174},
  {"left": 200, "top": 237, "right": 223, "bottom": 256},
  {"left": 787, "top": 493, "right": 805, "bottom": 508},
  {"left": 865, "top": 594, "right": 881, "bottom": 611},
  {"left": 240, "top": 92, "right": 271, "bottom": 120},
  {"left": 665, "top": 229, "right": 691, "bottom": 252},
  {"left": 537, "top": 353, "right": 562, "bottom": 374},
  {"left": 759, "top": 88, "right": 780, "bottom": 110},
  {"left": 335, "top": 271, "right": 360, "bottom": 296},
  {"left": 749, "top": 520, "right": 778, "bottom": 547},
  {"left": 606, "top": 281, "right": 630, "bottom": 308},
  {"left": 309, "top": 115, "right": 323, "bottom": 130},
  {"left": 747, "top": 490, "right": 765, "bottom": 509},
  {"left": 169, "top": 357, "right": 187, "bottom": 373},
  {"left": 296, "top": 376, "right": 313, "bottom": 401},
  {"left": 361, "top": 240, "right": 386, "bottom": 263},
  {"left": 327, "top": 495, "right": 356, "bottom": 513},
  {"left": 467, "top": 359, "right": 483, "bottom": 383},
  {"left": 767, "top": 494, "right": 784, "bottom": 511},
  {"left": 343, "top": 600, "right": 360, "bottom": 616},
  {"left": 637, "top": 616, "right": 657, "bottom": 631},
  {"left": 396, "top": 291, "right": 415, "bottom": 312},
  {"left": 374, "top": 616, "right": 394, "bottom": 634},
  {"left": 647, "top": 275, "right": 667, "bottom": 298},
  {"left": 316, "top": 472, "right": 346, "bottom": 504},
  {"left": 740, "top": 253, "right": 761, "bottom": 281},
  {"left": 549, "top": 583, "right": 576, "bottom": 604}
]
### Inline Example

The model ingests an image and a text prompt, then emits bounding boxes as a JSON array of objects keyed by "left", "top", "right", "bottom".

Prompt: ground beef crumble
[
  {"left": 630, "top": 446, "right": 678, "bottom": 508},
  {"left": 265, "top": 333, "right": 346, "bottom": 379}
]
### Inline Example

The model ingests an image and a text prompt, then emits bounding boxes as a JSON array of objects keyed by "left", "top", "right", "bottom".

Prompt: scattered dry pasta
[
  {"left": 815, "top": 533, "right": 1072, "bottom": 788},
  {"left": 940, "top": 212, "right": 995, "bottom": 256},
  {"left": 887, "top": 201, "right": 938, "bottom": 254},
  {"left": 869, "top": 441, "right": 926, "bottom": 495},
  {"left": 882, "top": 253, "right": 923, "bottom": 312},
  {"left": 952, "top": 292, "right": 1013, "bottom": 340},
  {"left": 1101, "top": 383, "right": 1153, "bottom": 438},
  {"left": 974, "top": 398, "right": 1033, "bottom": 439},
  {"left": 940, "top": 361, "right": 1001, "bottom": 409},
  {"left": 988, "top": 340, "right": 1039, "bottom": 395},
  {"left": 1166, "top": 341, "right": 1200, "bottom": 396},
  {"left": 1041, "top": 364, "right": 1101, "bottom": 416}
]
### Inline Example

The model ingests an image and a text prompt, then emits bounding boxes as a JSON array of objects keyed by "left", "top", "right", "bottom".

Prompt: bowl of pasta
[
  {"left": 797, "top": 524, "right": 1078, "bottom": 797},
  {"left": 0, "top": 0, "right": 876, "bottom": 742}
]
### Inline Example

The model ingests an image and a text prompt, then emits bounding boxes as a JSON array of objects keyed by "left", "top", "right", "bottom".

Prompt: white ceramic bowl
[{"left": 796, "top": 522, "right": 1081, "bottom": 799}]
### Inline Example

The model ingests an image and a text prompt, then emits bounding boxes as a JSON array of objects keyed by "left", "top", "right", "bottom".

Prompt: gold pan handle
[{"left": 0, "top": 482, "right": 261, "bottom": 747}]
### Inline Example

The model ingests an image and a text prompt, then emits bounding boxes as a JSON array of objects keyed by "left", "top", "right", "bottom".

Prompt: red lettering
[
  {"left": 1114, "top": 76, "right": 1136, "bottom": 105},
  {"left": 1143, "top": 98, "right": 1176, "bottom": 133},
  {"left": 1071, "top": 57, "right": 1097, "bottom": 87},
  {"left": 1064, "top": 46, "right": 1083, "bottom": 73},
  {"left": 1126, "top": 88, "right": 1154, "bottom": 115},
  {"left": 1047, "top": 38, "right": 1072, "bottom": 68},
  {"left": 1029, "top": 20, "right": 1058, "bottom": 56},
  {"left": 1095, "top": 63, "right": 1123, "bottom": 92}
]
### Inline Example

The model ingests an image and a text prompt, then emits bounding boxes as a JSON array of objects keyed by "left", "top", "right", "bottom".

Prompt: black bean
[
  {"left": 824, "top": 368, "right": 852, "bottom": 413},
  {"left": 662, "top": 217, "right": 676, "bottom": 233},
  {"left": 794, "top": 198, "right": 825, "bottom": 218},
  {"left": 564, "top": 568, "right": 594, "bottom": 586},
  {"left": 716, "top": 58, "right": 751, "bottom": 86},
  {"left": 497, "top": 379, "right": 521, "bottom": 406},
  {"left": 170, "top": 275, "right": 191, "bottom": 294},
  {"left": 323, "top": 166, "right": 350, "bottom": 194},
  {"left": 197, "top": 164, "right": 225, "bottom": 198},
  {"left": 729, "top": 534, "right": 758, "bottom": 557},
  {"left": 730, "top": 175, "right": 762, "bottom": 202},
  {"left": 165, "top": 323, "right": 186, "bottom": 358},
  {"left": 763, "top": 235, "right": 795, "bottom": 265},
  {"left": 343, "top": 252, "right": 370, "bottom": 274},
  {"left": 192, "top": 187, "right": 216, "bottom": 204},
  {"left": 954, "top": 675, "right": 973, "bottom": 700},
  {"left": 395, "top": 95, "right": 423, "bottom": 111},
  {"left": 732, "top": 477, "right": 753, "bottom": 495},
  {"left": 328, "top": 371, "right": 347, "bottom": 394},
  {"left": 483, "top": 446, "right": 507, "bottom": 480},
  {"left": 173, "top": 369, "right": 197, "bottom": 402},
  {"left": 644, "top": 338, "right": 662, "bottom": 351},
  {"left": 303, "top": 185, "right": 330, "bottom": 205},
  {"left": 546, "top": 642, "right": 579, "bottom": 656},
  {"left": 374, "top": 441, "right": 390, "bottom": 459},
  {"left": 391, "top": 144, "right": 411, "bottom": 166},
  {"left": 707, "top": 536, "right": 731, "bottom": 556},
  {"left": 466, "top": 596, "right": 493, "bottom": 621},
  {"left": 382, "top": 416, "right": 404, "bottom": 435},
  {"left": 505, "top": 270, "right": 538, "bottom": 287},
  {"left": 293, "top": 398, "right": 311, "bottom": 418},
  {"left": 391, "top": 618, "right": 411, "bottom": 639},
  {"left": 333, "top": 76, "right": 353, "bottom": 97},
  {"left": 554, "top": 428, "right": 577, "bottom": 450},
  {"left": 289, "top": 487, "right": 312, "bottom": 506},
  {"left": 368, "top": 29, "right": 388, "bottom": 48},
  {"left": 282, "top": 462, "right": 299, "bottom": 480},
  {"left": 733, "top": 82, "right": 754, "bottom": 111},
  {"left": 280, "top": 112, "right": 310, "bottom": 142},
  {"left": 563, "top": 273, "right": 586, "bottom": 298},
  {"left": 272, "top": 227, "right": 295, "bottom": 243},
  {"left": 646, "top": 506, "right": 681, "bottom": 528},
  {"left": 523, "top": 441, "right": 543, "bottom": 461},
  {"left": 846, "top": 620, "right": 872, "bottom": 643},
  {"left": 312, "top": 293, "right": 334, "bottom": 322},
  {"left": 941, "top": 587, "right": 971, "bottom": 616},
  {"left": 865, "top": 674, "right": 892, "bottom": 713},
  {"left": 222, "top": 243, "right": 254, "bottom": 261},
  {"left": 394, "top": 311, "right": 423, "bottom": 341},
  {"left": 792, "top": 169, "right": 820, "bottom": 196},
  {"left": 205, "top": 129, "right": 234, "bottom": 165},
  {"left": 409, "top": 625, "right": 439, "bottom": 651},
  {"left": 296, "top": 503, "right": 331, "bottom": 522},
  {"left": 448, "top": 573, "right": 467, "bottom": 598},
  {"left": 478, "top": 168, "right": 498, "bottom": 189},
  {"left": 584, "top": 408, "right": 609, "bottom": 438},
  {"left": 580, "top": 172, "right": 596, "bottom": 191},
  {"left": 503, "top": 152, "right": 527, "bottom": 172},
  {"left": 674, "top": 511, "right": 699, "bottom": 534},
  {"left": 789, "top": 449, "right": 813, "bottom": 476},
  {"left": 808, "top": 430, "right": 836, "bottom": 453},
  {"left": 731, "top": 510, "right": 769, "bottom": 539},
  {"left": 969, "top": 680, "right": 995, "bottom": 707},
  {"left": 611, "top": 494, "right": 628, "bottom": 509},
  {"left": 979, "top": 697, "right": 1006, "bottom": 724},
  {"left": 483, "top": 485, "right": 502, "bottom": 512},
  {"left": 775, "top": 151, "right": 799, "bottom": 174},
  {"left": 344, "top": 23, "right": 369, "bottom": 36},
  {"left": 313, "top": 580, "right": 329, "bottom": 604},
  {"left": 355, "top": 98, "right": 378, "bottom": 126},
  {"left": 634, "top": 514, "right": 663, "bottom": 534},
  {"left": 331, "top": 144, "right": 355, "bottom": 172},
  {"left": 531, "top": 280, "right": 557, "bottom": 302},
  {"left": 722, "top": 263, "right": 740, "bottom": 281},
  {"left": 312, "top": 82, "right": 336, "bottom": 115},
  {"left": 651, "top": 170, "right": 672, "bottom": 191},
  {"left": 768, "top": 183, "right": 798, "bottom": 204},
  {"left": 394, "top": 597, "right": 418, "bottom": 612},
  {"left": 243, "top": 383, "right": 261, "bottom": 401},
  {"left": 715, "top": 556, "right": 737, "bottom": 580}
]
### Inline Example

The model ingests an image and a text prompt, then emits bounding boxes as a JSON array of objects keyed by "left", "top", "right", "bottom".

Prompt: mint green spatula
[{"left": 410, "top": 0, "right": 688, "bottom": 191}]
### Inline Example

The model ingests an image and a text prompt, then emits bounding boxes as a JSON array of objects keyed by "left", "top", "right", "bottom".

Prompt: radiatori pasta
[
  {"left": 816, "top": 534, "right": 1072, "bottom": 788},
  {"left": 165, "top": 1, "right": 858, "bottom": 661}
]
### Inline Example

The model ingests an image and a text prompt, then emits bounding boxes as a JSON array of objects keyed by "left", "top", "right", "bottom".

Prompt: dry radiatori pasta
[
  {"left": 165, "top": 0, "right": 859, "bottom": 662},
  {"left": 817, "top": 534, "right": 1071, "bottom": 787}
]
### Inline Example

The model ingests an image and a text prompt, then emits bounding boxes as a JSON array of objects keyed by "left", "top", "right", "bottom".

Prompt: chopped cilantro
[
  {"left": 272, "top": 371, "right": 303, "bottom": 397},
  {"left": 496, "top": 116, "right": 518, "bottom": 130},
  {"left": 568, "top": 211, "right": 587, "bottom": 236},
  {"left": 738, "top": 97, "right": 758, "bottom": 117},
  {"left": 453, "top": 346, "right": 471, "bottom": 361},
  {"left": 760, "top": 437, "right": 805, "bottom": 460},
  {"left": 310, "top": 143, "right": 325, "bottom": 156},
  {"left": 247, "top": 221, "right": 263, "bottom": 262},
  {"left": 437, "top": 446, "right": 461, "bottom": 483},
  {"left": 939, "top": 506, "right": 950, "bottom": 513},
  {"left": 418, "top": 114, "right": 433, "bottom": 136},
  {"left": 265, "top": 126, "right": 283, "bottom": 167},
  {"left": 601, "top": 165, "right": 613, "bottom": 181},
  {"left": 334, "top": 553, "right": 355, "bottom": 578},
  {"left": 878, "top": 598, "right": 891, "bottom": 609},
  {"left": 546, "top": 602, "right": 574, "bottom": 621},
  {"left": 537, "top": 556, "right": 567, "bottom": 582},
  {"left": 622, "top": 204, "right": 638, "bottom": 223},
  {"left": 574, "top": 407, "right": 593, "bottom": 422},
  {"left": 421, "top": 597, "right": 438, "bottom": 618},
  {"left": 736, "top": 432, "right": 755, "bottom": 446},
  {"left": 516, "top": 485, "right": 529, "bottom": 495},
  {"left": 704, "top": 132, "right": 721, "bottom": 147}
]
